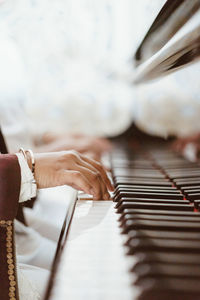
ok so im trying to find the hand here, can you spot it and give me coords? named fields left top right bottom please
left=33, top=150, right=113, bottom=200
left=171, top=133, right=200, bottom=153
left=39, top=133, right=113, bottom=157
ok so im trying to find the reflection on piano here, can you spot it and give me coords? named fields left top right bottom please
left=45, top=1, right=200, bottom=299
left=134, top=0, right=200, bottom=83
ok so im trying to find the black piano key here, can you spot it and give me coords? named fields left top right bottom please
left=134, top=263, right=200, bottom=280
left=183, top=189, right=200, bottom=198
left=184, top=189, right=200, bottom=193
left=114, top=188, right=180, bottom=195
left=117, top=201, right=193, bottom=213
left=112, top=167, right=159, bottom=171
left=168, top=173, right=200, bottom=179
left=113, top=173, right=166, bottom=179
left=174, top=176, right=200, bottom=181
left=167, top=170, right=200, bottom=176
left=174, top=177, right=200, bottom=183
left=194, top=200, right=200, bottom=209
left=111, top=157, right=150, bottom=162
left=126, top=230, right=200, bottom=247
left=115, top=175, right=167, bottom=181
left=180, top=185, right=200, bottom=191
left=111, top=157, right=151, bottom=161
left=156, top=158, right=193, bottom=162
left=116, top=198, right=189, bottom=209
left=164, top=162, right=200, bottom=166
left=127, top=238, right=200, bottom=254
left=113, top=173, right=166, bottom=178
left=113, top=186, right=178, bottom=198
left=111, top=163, right=155, bottom=169
left=175, top=180, right=200, bottom=188
left=112, top=168, right=162, bottom=173
left=166, top=168, right=200, bottom=172
left=115, top=185, right=177, bottom=191
left=186, top=192, right=200, bottom=201
left=169, top=173, right=200, bottom=179
left=138, top=278, right=200, bottom=300
left=161, top=162, right=196, bottom=166
left=114, top=192, right=183, bottom=201
left=115, top=179, right=172, bottom=187
left=119, top=208, right=200, bottom=219
left=158, top=164, right=193, bottom=169
left=133, top=252, right=200, bottom=267
left=167, top=171, right=200, bottom=175
left=122, top=219, right=199, bottom=233
left=111, top=161, right=154, bottom=165
left=158, top=161, right=193, bottom=164
left=121, top=214, right=200, bottom=227
left=113, top=189, right=181, bottom=200
left=115, top=176, right=169, bottom=181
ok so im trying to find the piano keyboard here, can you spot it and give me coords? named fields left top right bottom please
left=46, top=147, right=200, bottom=300
left=111, top=148, right=200, bottom=300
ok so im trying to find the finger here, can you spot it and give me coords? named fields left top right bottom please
left=97, top=175, right=109, bottom=200
left=76, top=158, right=111, bottom=200
left=75, top=165, right=106, bottom=200
left=76, top=157, right=100, bottom=174
left=63, top=150, right=112, bottom=198
left=63, top=169, right=108, bottom=200
left=63, top=151, right=109, bottom=199
left=87, top=158, right=114, bottom=192
left=82, top=151, right=101, bottom=162
left=80, top=155, right=114, bottom=191
left=81, top=151, right=111, bottom=172
left=102, top=191, right=112, bottom=200
left=61, top=170, right=93, bottom=195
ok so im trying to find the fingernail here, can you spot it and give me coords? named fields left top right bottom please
left=103, top=192, right=111, bottom=200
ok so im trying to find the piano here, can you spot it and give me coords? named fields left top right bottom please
left=45, top=1, right=200, bottom=300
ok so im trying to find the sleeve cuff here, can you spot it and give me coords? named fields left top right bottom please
left=15, top=153, right=37, bottom=203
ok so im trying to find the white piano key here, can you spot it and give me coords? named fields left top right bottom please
left=48, top=201, right=139, bottom=300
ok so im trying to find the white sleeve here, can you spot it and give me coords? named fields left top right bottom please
left=15, top=153, right=37, bottom=203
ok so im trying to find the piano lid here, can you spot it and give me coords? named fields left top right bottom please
left=134, top=0, right=200, bottom=84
